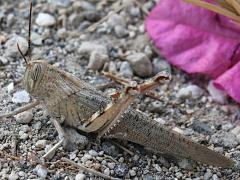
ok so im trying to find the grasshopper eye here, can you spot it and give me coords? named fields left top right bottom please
left=31, top=64, right=42, bottom=81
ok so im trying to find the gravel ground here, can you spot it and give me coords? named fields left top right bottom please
left=0, top=0, right=240, bottom=179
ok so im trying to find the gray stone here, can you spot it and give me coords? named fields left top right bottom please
left=19, top=131, right=28, bottom=140
left=34, top=165, right=48, bottom=178
left=212, top=174, right=219, bottom=180
left=87, top=51, right=109, bottom=71
left=119, top=61, right=133, bottom=78
left=5, top=35, right=28, bottom=57
left=78, top=41, right=107, bottom=55
left=129, top=169, right=136, bottom=177
left=177, top=158, right=196, bottom=170
left=211, top=131, right=239, bottom=148
left=127, top=53, right=152, bottom=77
left=53, top=0, right=71, bottom=7
left=192, top=120, right=213, bottom=135
left=101, top=141, right=120, bottom=157
left=114, top=164, right=128, bottom=177
left=203, top=169, right=212, bottom=180
left=114, top=25, right=128, bottom=38
left=31, top=32, right=43, bottom=45
left=20, top=125, right=30, bottom=133
left=36, top=13, right=56, bottom=27
left=207, top=81, right=227, bottom=104
left=107, top=13, right=125, bottom=29
left=88, top=149, right=98, bottom=157
left=177, top=85, right=203, bottom=99
left=15, top=110, right=33, bottom=124
left=152, top=58, right=171, bottom=74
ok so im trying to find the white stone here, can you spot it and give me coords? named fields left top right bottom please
left=75, top=173, right=86, bottom=180
left=7, top=82, right=14, bottom=93
left=177, top=85, right=203, bottom=99
left=12, top=90, right=30, bottom=103
left=36, top=13, right=56, bottom=27
left=207, top=81, right=227, bottom=104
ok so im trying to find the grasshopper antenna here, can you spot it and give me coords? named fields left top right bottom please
left=27, top=0, right=33, bottom=61
left=17, top=43, right=28, bottom=65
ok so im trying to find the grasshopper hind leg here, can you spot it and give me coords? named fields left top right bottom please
left=44, top=118, right=88, bottom=159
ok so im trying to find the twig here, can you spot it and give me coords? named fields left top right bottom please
left=61, top=157, right=120, bottom=180
left=0, top=150, right=20, bottom=161
left=11, top=134, right=18, bottom=156
left=86, top=3, right=126, bottom=33
left=104, top=154, right=119, bottom=163
left=0, top=100, right=40, bottom=119
left=109, top=140, right=134, bottom=156
left=133, top=0, right=149, bottom=15
left=43, top=139, right=63, bottom=159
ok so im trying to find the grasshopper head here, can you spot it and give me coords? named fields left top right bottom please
left=22, top=60, right=47, bottom=95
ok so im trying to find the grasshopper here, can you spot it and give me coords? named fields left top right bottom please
left=0, top=2, right=235, bottom=168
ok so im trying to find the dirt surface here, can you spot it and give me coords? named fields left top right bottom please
left=0, top=0, right=240, bottom=179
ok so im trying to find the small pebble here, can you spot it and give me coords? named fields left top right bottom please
left=119, top=61, right=133, bottom=78
left=19, top=131, right=28, bottom=140
left=12, top=90, right=30, bottom=103
left=81, top=154, right=92, bottom=163
left=8, top=171, right=19, bottom=180
left=15, top=110, right=33, bottom=124
left=75, top=173, right=86, bottom=180
left=107, top=162, right=115, bottom=169
left=207, top=81, right=227, bottom=104
left=36, top=13, right=56, bottom=27
left=152, top=58, right=171, bottom=74
left=212, top=174, right=219, bottom=180
left=192, top=120, right=213, bottom=135
left=31, top=32, right=43, bottom=45
left=35, top=140, right=47, bottom=149
left=87, top=51, right=109, bottom=71
left=34, top=165, right=48, bottom=179
left=114, top=164, right=128, bottom=177
left=104, top=168, right=110, bottom=176
left=0, top=56, right=8, bottom=65
left=204, top=169, right=213, bottom=180
left=127, top=52, right=152, bottom=77
left=211, top=131, right=239, bottom=148
left=53, top=0, right=71, bottom=7
left=88, top=149, right=98, bottom=157
left=177, top=85, right=203, bottom=99
left=129, top=169, right=136, bottom=177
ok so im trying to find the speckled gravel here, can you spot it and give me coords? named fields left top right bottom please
left=0, top=0, right=240, bottom=179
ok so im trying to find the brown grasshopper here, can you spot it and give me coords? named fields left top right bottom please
left=0, top=2, right=236, bottom=168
